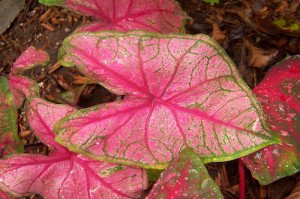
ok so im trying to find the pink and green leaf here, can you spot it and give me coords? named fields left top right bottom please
left=55, top=31, right=279, bottom=169
left=242, top=56, right=300, bottom=185
left=0, top=189, right=12, bottom=199
left=9, top=46, right=49, bottom=107
left=11, top=46, right=49, bottom=75
left=0, top=77, right=23, bottom=157
left=9, top=75, right=39, bottom=108
left=39, top=0, right=188, bottom=33
left=146, top=148, right=223, bottom=199
left=0, top=97, right=147, bottom=198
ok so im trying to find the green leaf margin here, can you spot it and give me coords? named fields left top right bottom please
left=0, top=77, right=23, bottom=155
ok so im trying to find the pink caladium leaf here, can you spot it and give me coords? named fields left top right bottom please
left=0, top=77, right=23, bottom=157
left=0, top=97, right=147, bottom=198
left=242, top=56, right=300, bottom=185
left=39, top=0, right=187, bottom=33
left=11, top=46, right=49, bottom=75
left=146, top=148, right=223, bottom=199
left=9, top=46, right=49, bottom=107
left=9, top=75, right=39, bottom=108
left=55, top=31, right=279, bottom=169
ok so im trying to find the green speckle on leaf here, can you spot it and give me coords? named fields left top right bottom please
left=99, top=165, right=124, bottom=177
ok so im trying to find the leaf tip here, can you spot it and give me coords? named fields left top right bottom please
left=12, top=46, right=50, bottom=75
left=58, top=46, right=75, bottom=67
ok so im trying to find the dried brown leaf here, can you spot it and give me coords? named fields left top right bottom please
left=244, top=39, right=279, bottom=68
left=211, top=23, right=226, bottom=44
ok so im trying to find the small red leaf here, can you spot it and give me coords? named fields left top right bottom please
left=243, top=56, right=300, bottom=185
left=9, top=46, right=49, bottom=107
left=146, top=148, right=223, bottom=199
left=11, top=46, right=49, bottom=75
left=40, top=0, right=188, bottom=33
left=55, top=32, right=279, bottom=169
left=0, top=77, right=23, bottom=157
left=0, top=98, right=147, bottom=198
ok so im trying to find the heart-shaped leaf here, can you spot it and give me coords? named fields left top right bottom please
left=0, top=97, right=147, bottom=198
left=9, top=46, right=49, bottom=107
left=242, top=56, right=300, bottom=185
left=55, top=31, right=279, bottom=169
left=146, top=148, right=223, bottom=199
left=39, top=0, right=188, bottom=33
left=0, top=77, right=23, bottom=157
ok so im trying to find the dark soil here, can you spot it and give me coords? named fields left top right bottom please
left=0, top=0, right=299, bottom=198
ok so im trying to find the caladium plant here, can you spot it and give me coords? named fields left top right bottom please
left=0, top=97, right=147, bottom=198
left=242, top=56, right=300, bottom=185
left=1, top=0, right=297, bottom=196
left=0, top=77, right=23, bottom=157
left=55, top=31, right=279, bottom=169
left=39, top=0, right=188, bottom=33
left=147, top=148, right=223, bottom=199
left=9, top=46, right=49, bottom=108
